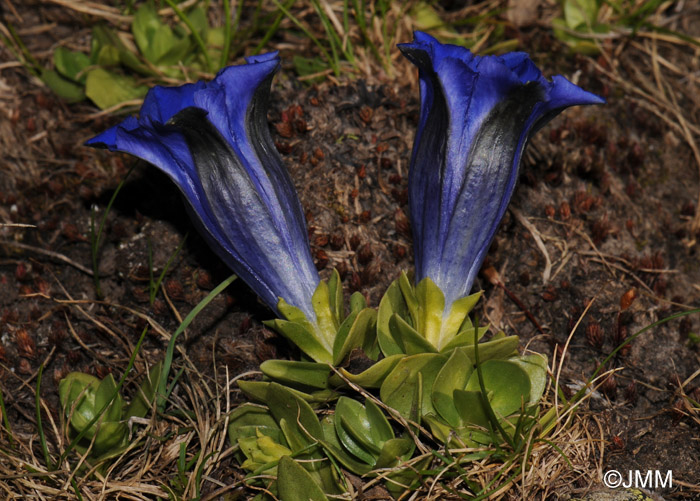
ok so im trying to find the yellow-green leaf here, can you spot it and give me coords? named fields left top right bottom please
left=85, top=68, right=147, bottom=110
left=278, top=456, right=329, bottom=501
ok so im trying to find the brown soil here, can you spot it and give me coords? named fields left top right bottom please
left=1, top=1, right=700, bottom=500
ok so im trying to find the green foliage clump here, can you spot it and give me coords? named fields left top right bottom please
left=228, top=270, right=549, bottom=499
left=58, top=362, right=161, bottom=468
left=44, top=2, right=226, bottom=109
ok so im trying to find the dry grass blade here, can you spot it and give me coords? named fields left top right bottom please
left=40, top=0, right=201, bottom=24
left=42, top=0, right=131, bottom=23
left=511, top=208, right=552, bottom=284
left=0, top=240, right=94, bottom=275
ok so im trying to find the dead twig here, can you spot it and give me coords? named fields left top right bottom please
left=0, top=240, right=95, bottom=275
left=511, top=207, right=552, bottom=284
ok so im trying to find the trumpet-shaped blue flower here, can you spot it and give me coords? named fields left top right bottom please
left=399, top=32, right=604, bottom=310
left=87, top=53, right=320, bottom=319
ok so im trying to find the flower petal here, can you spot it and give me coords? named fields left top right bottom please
left=402, top=32, right=604, bottom=308
left=87, top=53, right=319, bottom=318
left=167, top=107, right=318, bottom=316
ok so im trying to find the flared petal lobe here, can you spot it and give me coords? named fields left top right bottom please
left=87, top=53, right=320, bottom=319
left=400, top=32, right=604, bottom=310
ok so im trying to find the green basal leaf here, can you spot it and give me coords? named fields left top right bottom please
left=59, top=372, right=100, bottom=433
left=260, top=360, right=330, bottom=391
left=538, top=406, right=560, bottom=438
left=233, top=422, right=285, bottom=444
left=349, top=291, right=366, bottom=313
left=257, top=433, right=290, bottom=460
left=380, top=353, right=446, bottom=420
left=379, top=273, right=486, bottom=354
left=207, top=26, right=224, bottom=49
left=397, top=272, right=419, bottom=327
left=89, top=441, right=134, bottom=467
left=320, top=415, right=339, bottom=448
left=377, top=278, right=409, bottom=356
left=151, top=6, right=205, bottom=68
left=327, top=268, right=344, bottom=323
left=510, top=354, right=548, bottom=405
left=54, top=47, right=90, bottom=82
left=228, top=403, right=284, bottom=448
left=353, top=292, right=378, bottom=359
left=68, top=410, right=99, bottom=441
left=563, top=0, right=599, bottom=29
left=182, top=6, right=208, bottom=37
left=389, top=313, right=437, bottom=355
left=40, top=70, right=86, bottom=103
left=384, top=456, right=431, bottom=499
left=374, top=437, right=413, bottom=469
left=237, top=380, right=271, bottom=404
left=364, top=399, right=394, bottom=444
left=239, top=437, right=269, bottom=471
left=240, top=429, right=292, bottom=472
left=414, top=277, right=444, bottom=348
left=335, top=398, right=387, bottom=456
left=331, top=308, right=360, bottom=364
left=267, top=383, right=324, bottom=447
left=265, top=318, right=332, bottom=364
left=273, top=277, right=377, bottom=366
left=59, top=371, right=131, bottom=456
left=362, top=327, right=380, bottom=361
left=91, top=25, right=155, bottom=76
left=330, top=397, right=409, bottom=472
left=153, top=30, right=192, bottom=67
left=96, top=44, right=120, bottom=67
left=432, top=347, right=474, bottom=427
left=90, top=24, right=109, bottom=60
left=95, top=373, right=122, bottom=422
left=411, top=1, right=445, bottom=30
left=311, top=280, right=339, bottom=349
left=332, top=308, right=377, bottom=366
left=322, top=444, right=372, bottom=476
left=238, top=380, right=337, bottom=407
left=277, top=298, right=311, bottom=324
left=277, top=418, right=343, bottom=495
left=277, top=418, right=309, bottom=456
left=92, top=420, right=128, bottom=454
left=132, top=2, right=163, bottom=63
left=440, top=332, right=519, bottom=360
left=552, top=18, right=602, bottom=55
left=464, top=359, right=531, bottom=421
left=125, top=362, right=162, bottom=419
left=453, top=389, right=490, bottom=429
left=330, top=354, right=405, bottom=389
left=320, top=416, right=373, bottom=475
left=85, top=68, right=148, bottom=110
left=422, top=413, right=452, bottom=443
left=277, top=456, right=329, bottom=501
left=336, top=414, right=377, bottom=465
left=442, top=291, right=482, bottom=341
left=120, top=48, right=156, bottom=76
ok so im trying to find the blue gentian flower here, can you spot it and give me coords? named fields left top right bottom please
left=87, top=53, right=320, bottom=319
left=399, top=32, right=604, bottom=310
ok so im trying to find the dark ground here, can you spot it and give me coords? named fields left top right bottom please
left=1, top=1, right=700, bottom=500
